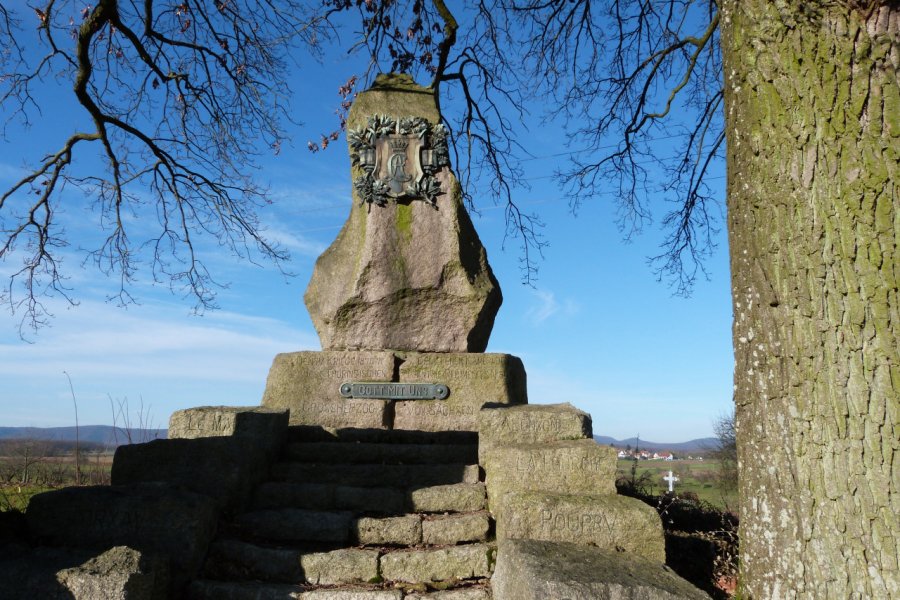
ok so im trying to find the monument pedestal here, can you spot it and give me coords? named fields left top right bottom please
left=261, top=350, right=527, bottom=431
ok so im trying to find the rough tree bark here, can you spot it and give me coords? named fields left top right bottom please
left=721, top=1, right=898, bottom=597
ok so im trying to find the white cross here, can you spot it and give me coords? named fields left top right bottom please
left=663, top=470, right=679, bottom=493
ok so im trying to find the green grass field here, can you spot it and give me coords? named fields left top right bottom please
left=616, top=458, right=738, bottom=511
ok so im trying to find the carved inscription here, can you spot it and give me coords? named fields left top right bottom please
left=497, top=415, right=562, bottom=435
left=514, top=453, right=606, bottom=473
left=538, top=508, right=617, bottom=537
left=403, top=354, right=499, bottom=382
left=400, top=403, right=474, bottom=417
left=297, top=401, right=384, bottom=416
left=185, top=413, right=234, bottom=433
left=291, top=352, right=392, bottom=381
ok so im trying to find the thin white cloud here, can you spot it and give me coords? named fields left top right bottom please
left=0, top=297, right=322, bottom=427
left=525, top=289, right=580, bottom=325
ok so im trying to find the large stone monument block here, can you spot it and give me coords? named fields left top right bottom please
left=261, top=350, right=525, bottom=431
left=262, top=351, right=395, bottom=428
left=494, top=491, right=665, bottom=563
left=394, top=352, right=527, bottom=431
left=482, top=440, right=617, bottom=501
left=168, top=405, right=288, bottom=459
left=492, top=539, right=711, bottom=600
left=478, top=403, right=592, bottom=462
left=304, top=74, right=501, bottom=353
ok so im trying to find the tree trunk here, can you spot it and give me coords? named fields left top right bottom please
left=720, top=1, right=898, bottom=597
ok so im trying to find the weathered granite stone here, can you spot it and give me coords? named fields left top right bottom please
left=304, top=73, right=501, bottom=353
left=379, top=543, right=494, bottom=583
left=299, top=548, right=380, bottom=585
left=251, top=482, right=334, bottom=511
left=298, top=591, right=403, bottom=600
left=187, top=580, right=307, bottom=600
left=354, top=515, right=422, bottom=545
left=0, top=546, right=94, bottom=600
left=285, top=441, right=477, bottom=465
left=111, top=437, right=269, bottom=511
left=204, top=538, right=302, bottom=582
left=408, top=483, right=487, bottom=513
left=483, top=440, right=616, bottom=502
left=56, top=546, right=168, bottom=600
left=494, top=492, right=664, bottom=563
left=422, top=512, right=491, bottom=545
left=271, top=463, right=481, bottom=488
left=478, top=403, right=591, bottom=463
left=233, top=509, right=352, bottom=543
left=492, top=539, right=710, bottom=600
left=168, top=406, right=288, bottom=458
left=261, top=351, right=394, bottom=428
left=335, top=485, right=406, bottom=514
left=394, top=353, right=527, bottom=431
left=26, top=483, right=217, bottom=592
left=406, top=589, right=492, bottom=600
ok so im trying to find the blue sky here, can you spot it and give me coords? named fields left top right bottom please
left=0, top=15, right=733, bottom=442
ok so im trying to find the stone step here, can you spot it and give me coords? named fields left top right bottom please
left=288, top=426, right=478, bottom=446
left=380, top=543, right=495, bottom=584
left=188, top=580, right=492, bottom=599
left=187, top=580, right=401, bottom=599
left=270, top=463, right=481, bottom=489
left=253, top=482, right=487, bottom=514
left=284, top=442, right=477, bottom=465
left=228, top=510, right=491, bottom=547
left=205, top=539, right=380, bottom=585
left=233, top=509, right=353, bottom=543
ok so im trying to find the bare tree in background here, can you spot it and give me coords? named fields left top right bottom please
left=1, top=1, right=329, bottom=333
left=712, top=410, right=736, bottom=494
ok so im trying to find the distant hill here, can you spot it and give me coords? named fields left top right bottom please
left=594, top=435, right=718, bottom=454
left=0, top=425, right=167, bottom=447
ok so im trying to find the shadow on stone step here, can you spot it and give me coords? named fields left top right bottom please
left=287, top=425, right=478, bottom=446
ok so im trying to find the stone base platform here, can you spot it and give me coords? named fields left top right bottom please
left=261, top=351, right=526, bottom=431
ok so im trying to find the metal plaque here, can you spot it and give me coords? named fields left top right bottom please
left=339, top=382, right=449, bottom=401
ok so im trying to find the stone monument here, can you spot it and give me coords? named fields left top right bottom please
left=3, top=73, right=709, bottom=600
left=304, top=73, right=501, bottom=353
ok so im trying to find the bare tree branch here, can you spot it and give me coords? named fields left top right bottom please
left=1, top=0, right=331, bottom=334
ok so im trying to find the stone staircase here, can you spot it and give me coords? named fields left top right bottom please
left=187, top=428, right=494, bottom=599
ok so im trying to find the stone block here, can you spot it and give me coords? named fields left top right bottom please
left=26, top=483, right=217, bottom=592
left=478, top=403, right=591, bottom=463
left=111, top=437, right=269, bottom=511
left=482, top=440, right=616, bottom=503
left=261, top=351, right=394, bottom=428
left=298, top=590, right=403, bottom=600
left=233, top=509, right=352, bottom=543
left=408, top=483, right=487, bottom=513
left=335, top=485, right=405, bottom=514
left=271, top=463, right=480, bottom=488
left=204, top=538, right=301, bottom=583
left=300, top=548, right=380, bottom=585
left=379, top=543, right=494, bottom=583
left=251, top=482, right=333, bottom=511
left=395, top=353, right=526, bottom=431
left=286, top=442, right=477, bottom=465
left=494, top=492, right=665, bottom=563
left=422, top=512, right=490, bottom=546
left=406, top=588, right=492, bottom=600
left=168, top=406, right=288, bottom=459
left=492, top=539, right=711, bottom=600
left=55, top=546, right=168, bottom=600
left=354, top=515, right=422, bottom=545
left=305, top=75, right=501, bottom=354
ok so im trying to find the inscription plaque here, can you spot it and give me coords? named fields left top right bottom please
left=339, top=382, right=449, bottom=400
